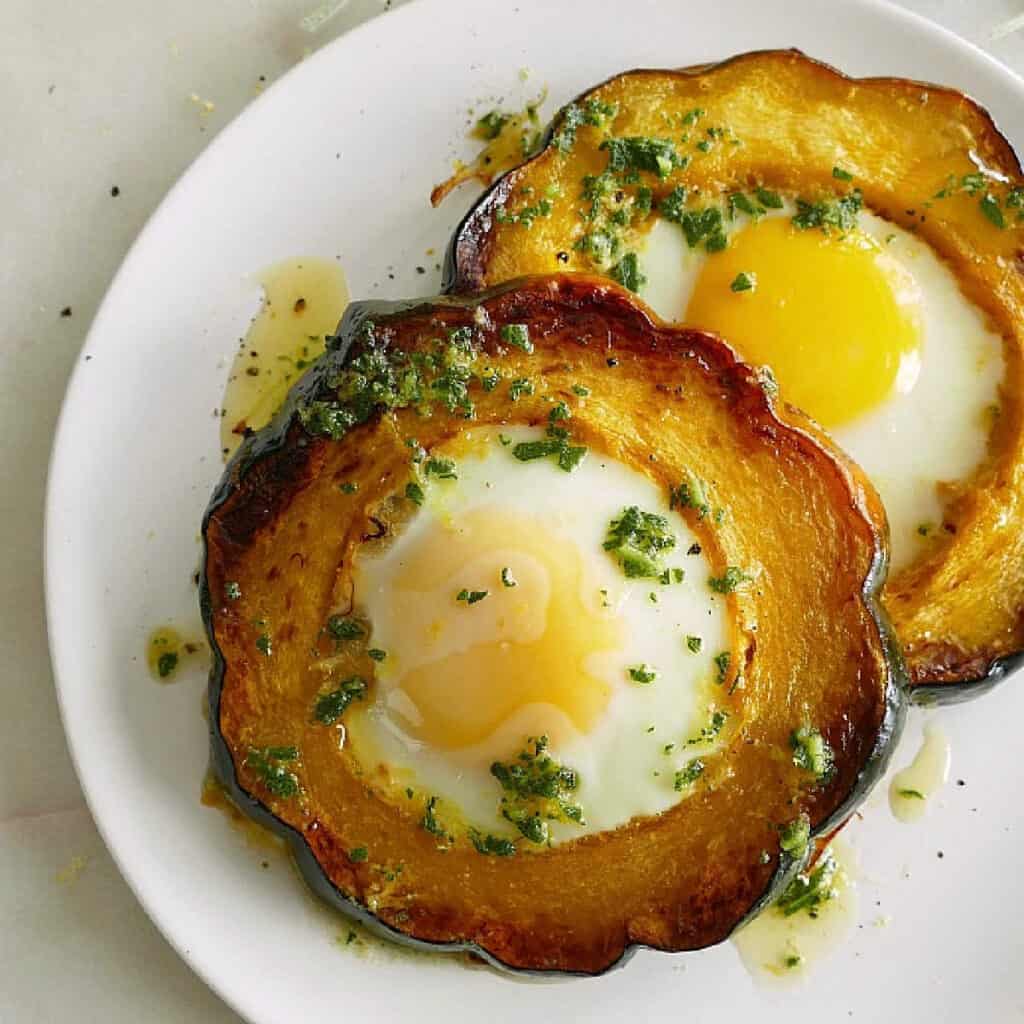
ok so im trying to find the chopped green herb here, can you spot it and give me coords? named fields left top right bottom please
left=754, top=186, right=784, bottom=209
left=779, top=814, right=811, bottom=857
left=959, top=172, right=986, bottom=195
left=468, top=830, right=516, bottom=857
left=549, top=400, right=571, bottom=422
left=708, top=566, right=751, bottom=594
left=783, top=954, right=803, bottom=969
left=670, top=473, right=710, bottom=520
left=713, top=651, right=731, bottom=684
left=832, top=166, right=854, bottom=182
left=686, top=635, right=703, bottom=654
left=421, top=796, right=450, bottom=840
left=491, top=735, right=583, bottom=842
left=245, top=746, right=299, bottom=798
left=339, top=482, right=359, bottom=494
left=348, top=846, right=368, bottom=863
left=501, top=567, right=517, bottom=588
left=898, top=788, right=926, bottom=800
left=658, top=184, right=687, bottom=223
left=367, top=648, right=386, bottom=662
left=688, top=709, right=728, bottom=745
left=225, top=581, right=242, bottom=601
left=610, top=251, right=646, bottom=292
left=405, top=481, right=425, bottom=506
left=511, top=424, right=587, bottom=473
left=600, top=136, right=682, bottom=178
left=674, top=759, right=705, bottom=790
left=299, top=320, right=483, bottom=440
left=980, top=193, right=1006, bottom=228
left=776, top=850, right=838, bottom=917
left=326, top=616, right=364, bottom=643
left=663, top=201, right=728, bottom=253
left=628, top=664, right=658, bottom=684
left=475, top=110, right=509, bottom=140
left=508, top=378, right=534, bottom=401
left=574, top=228, right=619, bottom=269
left=405, top=437, right=425, bottom=462
left=500, top=323, right=533, bottom=353
left=157, top=651, right=178, bottom=678
left=727, top=192, right=754, bottom=218
left=480, top=369, right=501, bottom=392
left=792, top=190, right=863, bottom=232
left=495, top=198, right=553, bottom=229
left=603, top=505, right=677, bottom=579
left=917, top=522, right=933, bottom=537
left=571, top=384, right=590, bottom=398
left=424, top=456, right=457, bottom=480
left=791, top=726, right=835, bottom=781
left=456, top=589, right=489, bottom=605
left=313, top=677, right=368, bottom=725
left=730, top=271, right=756, bottom=293
left=255, top=633, right=272, bottom=657
left=498, top=433, right=513, bottom=446
left=551, top=99, right=618, bottom=153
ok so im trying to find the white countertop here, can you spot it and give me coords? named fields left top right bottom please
left=3, top=1, right=1024, bottom=1020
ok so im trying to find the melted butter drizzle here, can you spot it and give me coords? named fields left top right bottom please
left=430, top=93, right=545, bottom=207
left=889, top=720, right=950, bottom=823
left=201, top=773, right=285, bottom=853
left=145, top=625, right=205, bottom=682
left=220, top=258, right=349, bottom=460
left=732, top=841, right=857, bottom=984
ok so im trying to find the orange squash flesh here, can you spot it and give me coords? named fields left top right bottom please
left=202, top=275, right=902, bottom=973
left=443, top=49, right=1024, bottom=697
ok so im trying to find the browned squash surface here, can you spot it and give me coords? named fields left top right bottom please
left=444, top=49, right=1024, bottom=695
left=203, top=275, right=901, bottom=973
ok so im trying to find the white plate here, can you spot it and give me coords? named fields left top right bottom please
left=45, top=1, right=1024, bottom=1021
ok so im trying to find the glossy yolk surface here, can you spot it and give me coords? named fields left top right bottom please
left=686, top=217, right=921, bottom=427
left=374, top=507, right=623, bottom=752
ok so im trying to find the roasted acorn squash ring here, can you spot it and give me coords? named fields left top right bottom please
left=443, top=49, right=1024, bottom=702
left=201, top=275, right=904, bottom=974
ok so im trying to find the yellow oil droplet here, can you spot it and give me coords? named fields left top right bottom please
left=732, top=841, right=858, bottom=986
left=889, top=721, right=950, bottom=823
left=54, top=855, right=89, bottom=885
left=146, top=625, right=204, bottom=682
left=430, top=93, right=545, bottom=206
left=220, top=258, right=349, bottom=459
left=200, top=773, right=285, bottom=854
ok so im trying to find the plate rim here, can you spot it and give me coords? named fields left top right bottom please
left=42, top=1, right=1024, bottom=1021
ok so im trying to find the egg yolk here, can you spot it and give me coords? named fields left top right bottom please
left=685, top=217, right=921, bottom=427
left=362, top=507, right=622, bottom=754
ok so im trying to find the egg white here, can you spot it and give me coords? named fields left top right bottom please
left=638, top=207, right=1004, bottom=572
left=344, top=426, right=730, bottom=844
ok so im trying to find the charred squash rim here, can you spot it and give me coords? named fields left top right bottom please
left=442, top=48, right=1024, bottom=704
left=201, top=275, right=906, bottom=975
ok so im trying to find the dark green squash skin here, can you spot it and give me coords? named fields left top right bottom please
left=441, top=50, right=1024, bottom=707
left=200, top=282, right=907, bottom=976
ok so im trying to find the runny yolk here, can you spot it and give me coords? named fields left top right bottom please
left=358, top=507, right=622, bottom=753
left=685, top=217, right=922, bottom=427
